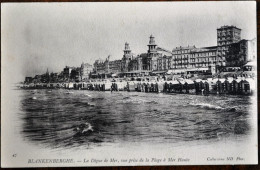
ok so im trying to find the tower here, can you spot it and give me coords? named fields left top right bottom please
left=46, top=68, right=49, bottom=75
left=124, top=42, right=131, bottom=56
left=147, top=35, right=158, bottom=71
left=217, top=25, right=241, bottom=46
left=122, top=42, right=132, bottom=72
left=148, top=35, right=157, bottom=54
left=216, top=25, right=242, bottom=68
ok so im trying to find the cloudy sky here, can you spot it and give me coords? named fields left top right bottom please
left=1, top=2, right=256, bottom=83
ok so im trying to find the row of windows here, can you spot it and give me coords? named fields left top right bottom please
left=217, top=30, right=240, bottom=34
left=172, top=49, right=191, bottom=54
left=158, top=56, right=218, bottom=63
left=191, top=52, right=216, bottom=57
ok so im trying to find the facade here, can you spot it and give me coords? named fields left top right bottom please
left=63, top=66, right=73, bottom=78
left=109, top=59, right=122, bottom=73
left=80, top=62, right=93, bottom=80
left=247, top=38, right=257, bottom=62
left=24, top=77, right=33, bottom=84
left=172, top=46, right=196, bottom=70
left=91, top=25, right=255, bottom=77
left=121, top=42, right=133, bottom=72
left=70, top=67, right=80, bottom=82
left=93, top=59, right=105, bottom=74
left=24, top=25, right=256, bottom=83
left=217, top=25, right=241, bottom=46
left=63, top=66, right=81, bottom=82
left=216, top=25, right=242, bottom=67
left=225, top=39, right=248, bottom=67
left=93, top=56, right=121, bottom=75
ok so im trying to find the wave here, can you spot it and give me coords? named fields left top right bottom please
left=84, top=94, right=92, bottom=97
left=190, top=102, right=223, bottom=110
left=146, top=100, right=158, bottom=104
left=65, top=91, right=74, bottom=94
left=116, top=120, right=131, bottom=124
left=119, top=97, right=158, bottom=105
left=73, top=122, right=94, bottom=135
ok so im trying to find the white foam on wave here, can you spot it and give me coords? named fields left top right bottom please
left=118, top=97, right=147, bottom=104
left=85, top=94, right=92, bottom=97
left=190, top=102, right=223, bottom=110
left=65, top=91, right=74, bottom=94
left=82, top=122, right=94, bottom=133
left=74, top=122, right=94, bottom=134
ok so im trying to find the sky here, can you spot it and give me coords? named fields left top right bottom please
left=1, top=2, right=256, bottom=83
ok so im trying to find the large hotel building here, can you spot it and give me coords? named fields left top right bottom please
left=92, top=25, right=256, bottom=78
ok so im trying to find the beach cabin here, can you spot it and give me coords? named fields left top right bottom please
left=68, top=82, right=74, bottom=89
left=127, top=81, right=136, bottom=92
left=147, top=82, right=152, bottom=92
left=73, top=83, right=78, bottom=89
left=81, top=82, right=88, bottom=90
left=203, top=81, right=210, bottom=95
left=240, top=80, right=250, bottom=94
left=181, top=79, right=195, bottom=94
left=49, top=83, right=54, bottom=88
left=104, top=80, right=112, bottom=91
left=206, top=78, right=215, bottom=93
left=236, top=79, right=243, bottom=94
left=230, top=79, right=241, bottom=95
left=136, top=82, right=142, bottom=92
left=215, top=79, right=225, bottom=94
left=163, top=81, right=170, bottom=93
left=117, top=81, right=125, bottom=91
left=194, top=79, right=202, bottom=94
left=158, top=80, right=164, bottom=93
left=224, top=77, right=234, bottom=94
left=171, top=80, right=182, bottom=93
left=246, top=78, right=255, bottom=94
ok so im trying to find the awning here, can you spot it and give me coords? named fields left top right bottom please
left=167, top=67, right=210, bottom=74
left=166, top=80, right=179, bottom=84
left=185, top=79, right=194, bottom=84
left=244, top=61, right=256, bottom=66
left=195, top=79, right=203, bottom=82
left=152, top=70, right=167, bottom=74
left=112, top=73, right=118, bottom=77
left=167, top=70, right=184, bottom=74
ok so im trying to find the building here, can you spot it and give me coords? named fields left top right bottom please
left=92, top=27, right=254, bottom=78
left=80, top=62, right=93, bottom=80
left=216, top=25, right=242, bottom=67
left=62, top=66, right=81, bottom=82
left=70, top=67, right=81, bottom=82
left=247, top=38, right=257, bottom=62
left=93, top=55, right=121, bottom=77
left=49, top=72, right=58, bottom=83
left=24, top=77, right=33, bottom=84
left=24, top=25, right=256, bottom=83
left=25, top=25, right=256, bottom=83
left=63, top=66, right=73, bottom=79
left=121, top=42, right=133, bottom=72
left=217, top=25, right=241, bottom=46
left=172, top=46, right=196, bottom=70
left=108, top=58, right=121, bottom=74
left=93, top=59, right=106, bottom=74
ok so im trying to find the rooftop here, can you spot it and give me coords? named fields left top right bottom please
left=172, top=45, right=196, bottom=51
left=217, top=25, right=241, bottom=30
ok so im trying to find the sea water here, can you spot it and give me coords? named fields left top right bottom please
left=17, top=89, right=254, bottom=150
